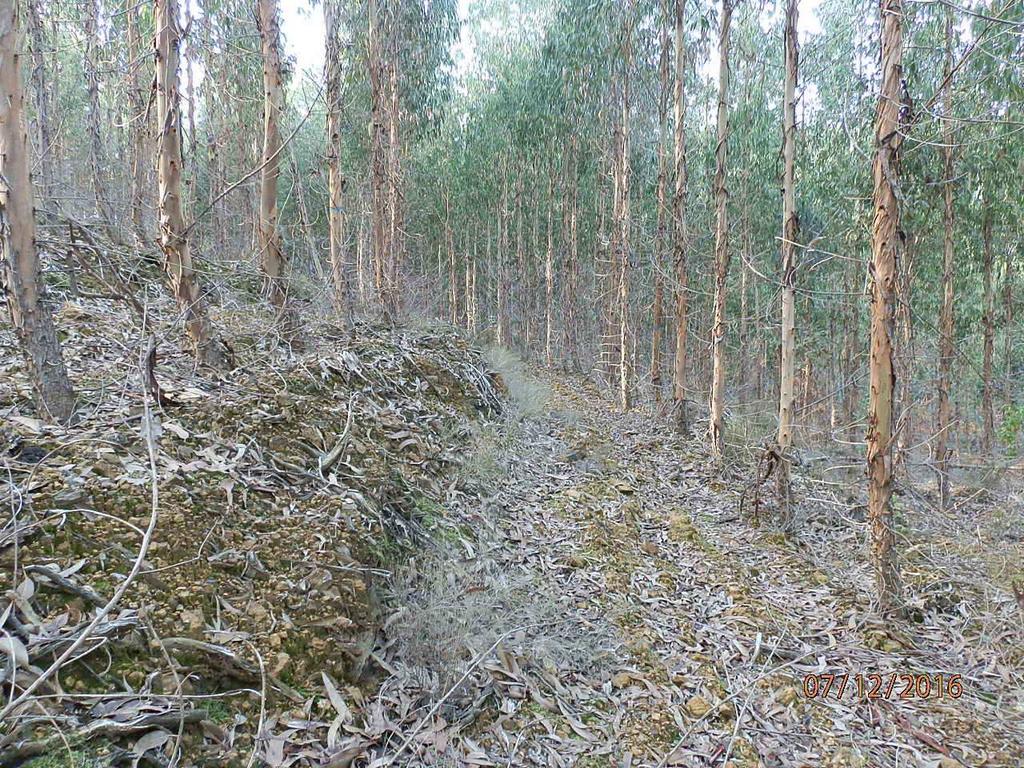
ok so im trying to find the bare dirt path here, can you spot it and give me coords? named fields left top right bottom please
left=439, top=375, right=1023, bottom=768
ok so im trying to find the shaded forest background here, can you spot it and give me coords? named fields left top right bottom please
left=18, top=0, right=1024, bottom=459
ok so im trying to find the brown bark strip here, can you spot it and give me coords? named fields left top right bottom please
left=257, top=0, right=291, bottom=321
left=866, top=0, right=906, bottom=613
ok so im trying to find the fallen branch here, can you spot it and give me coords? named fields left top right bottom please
left=0, top=708, right=207, bottom=766
left=0, top=327, right=162, bottom=725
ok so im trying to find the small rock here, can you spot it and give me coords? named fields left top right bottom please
left=686, top=695, right=712, bottom=718
left=51, top=485, right=92, bottom=509
left=610, top=672, right=632, bottom=689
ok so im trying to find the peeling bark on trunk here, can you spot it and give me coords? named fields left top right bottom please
left=671, top=0, right=689, bottom=432
left=0, top=0, right=76, bottom=422
left=866, top=0, right=905, bottom=613
left=708, top=0, right=732, bottom=459
left=777, top=0, right=799, bottom=522
left=257, top=0, right=290, bottom=322
left=155, top=0, right=228, bottom=369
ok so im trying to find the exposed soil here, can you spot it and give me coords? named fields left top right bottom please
left=2, top=314, right=1022, bottom=767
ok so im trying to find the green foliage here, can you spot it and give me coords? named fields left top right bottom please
left=999, top=403, right=1024, bottom=455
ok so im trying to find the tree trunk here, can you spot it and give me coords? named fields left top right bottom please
left=866, top=0, right=905, bottom=613
left=708, top=0, right=732, bottom=458
left=895, top=231, right=915, bottom=472
left=368, top=0, right=392, bottom=321
left=650, top=0, right=669, bottom=399
left=465, top=233, right=477, bottom=334
left=83, top=0, right=114, bottom=235
left=497, top=168, right=509, bottom=347
left=981, top=196, right=995, bottom=454
left=126, top=0, right=151, bottom=248
left=935, top=14, right=955, bottom=511
left=777, top=0, right=799, bottom=522
left=615, top=6, right=634, bottom=411
left=26, top=0, right=54, bottom=202
left=155, top=0, right=228, bottom=369
left=325, top=0, right=351, bottom=318
left=257, top=0, right=290, bottom=320
left=0, top=0, right=75, bottom=423
left=387, top=49, right=403, bottom=319
left=288, top=146, right=321, bottom=281
left=1003, top=244, right=1014, bottom=385
left=671, top=0, right=689, bottom=432
left=357, top=189, right=368, bottom=308
left=446, top=192, right=458, bottom=326
left=183, top=0, right=198, bottom=217
left=545, top=172, right=555, bottom=367
left=564, top=138, right=580, bottom=370
left=514, top=179, right=524, bottom=351
left=202, top=7, right=225, bottom=260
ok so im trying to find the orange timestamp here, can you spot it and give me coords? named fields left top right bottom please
left=801, top=672, right=963, bottom=701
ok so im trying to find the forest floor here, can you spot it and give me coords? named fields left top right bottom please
left=2, top=302, right=1023, bottom=768
left=422, top=373, right=1024, bottom=768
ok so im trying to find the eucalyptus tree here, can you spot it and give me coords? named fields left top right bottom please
left=125, top=0, right=151, bottom=248
left=256, top=0, right=291, bottom=322
left=777, top=0, right=798, bottom=522
left=866, top=0, right=906, bottom=613
left=935, top=10, right=956, bottom=510
left=83, top=0, right=113, bottom=235
left=613, top=0, right=637, bottom=411
left=324, top=0, right=351, bottom=317
left=26, top=0, right=56, bottom=203
left=708, top=0, right=734, bottom=460
left=650, top=0, right=671, bottom=397
left=671, top=0, right=690, bottom=432
left=0, top=0, right=76, bottom=422
left=155, top=0, right=230, bottom=369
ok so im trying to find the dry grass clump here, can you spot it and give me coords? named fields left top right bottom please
left=387, top=549, right=616, bottom=700
left=485, top=346, right=551, bottom=418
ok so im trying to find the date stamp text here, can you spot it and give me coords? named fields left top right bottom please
left=801, top=673, right=963, bottom=701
